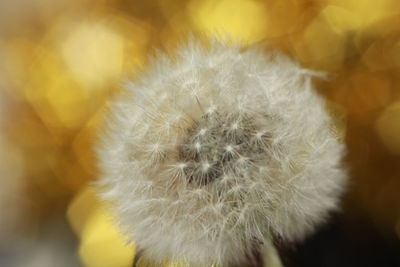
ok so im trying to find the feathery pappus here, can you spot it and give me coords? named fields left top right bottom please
left=96, top=38, right=347, bottom=266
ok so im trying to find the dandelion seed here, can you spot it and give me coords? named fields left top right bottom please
left=201, top=162, right=211, bottom=172
left=199, top=128, right=207, bottom=136
left=194, top=142, right=202, bottom=151
left=225, top=145, right=234, bottom=153
left=206, top=105, right=217, bottom=115
left=231, top=122, right=239, bottom=130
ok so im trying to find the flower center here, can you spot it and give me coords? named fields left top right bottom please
left=178, top=111, right=270, bottom=185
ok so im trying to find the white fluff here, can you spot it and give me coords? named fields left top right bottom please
left=96, top=38, right=347, bottom=266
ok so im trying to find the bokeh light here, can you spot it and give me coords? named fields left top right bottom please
left=188, top=0, right=268, bottom=43
left=1, top=0, right=400, bottom=266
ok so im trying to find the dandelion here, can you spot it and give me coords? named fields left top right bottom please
left=96, top=38, right=347, bottom=266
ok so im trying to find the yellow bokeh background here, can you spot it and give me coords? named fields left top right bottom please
left=1, top=0, right=400, bottom=266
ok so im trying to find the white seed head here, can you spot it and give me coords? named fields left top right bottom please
left=96, top=38, right=347, bottom=266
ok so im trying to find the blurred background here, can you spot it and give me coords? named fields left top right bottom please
left=0, top=0, right=400, bottom=266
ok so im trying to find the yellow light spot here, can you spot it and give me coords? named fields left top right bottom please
left=67, top=187, right=99, bottom=236
left=26, top=48, right=94, bottom=129
left=362, top=41, right=391, bottom=71
left=293, top=13, right=347, bottom=70
left=188, top=0, right=268, bottom=44
left=62, top=23, right=124, bottom=87
left=79, top=207, right=135, bottom=267
left=321, top=5, right=360, bottom=34
left=68, top=187, right=135, bottom=266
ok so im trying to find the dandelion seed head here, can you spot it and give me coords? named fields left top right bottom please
left=96, top=38, right=347, bottom=266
